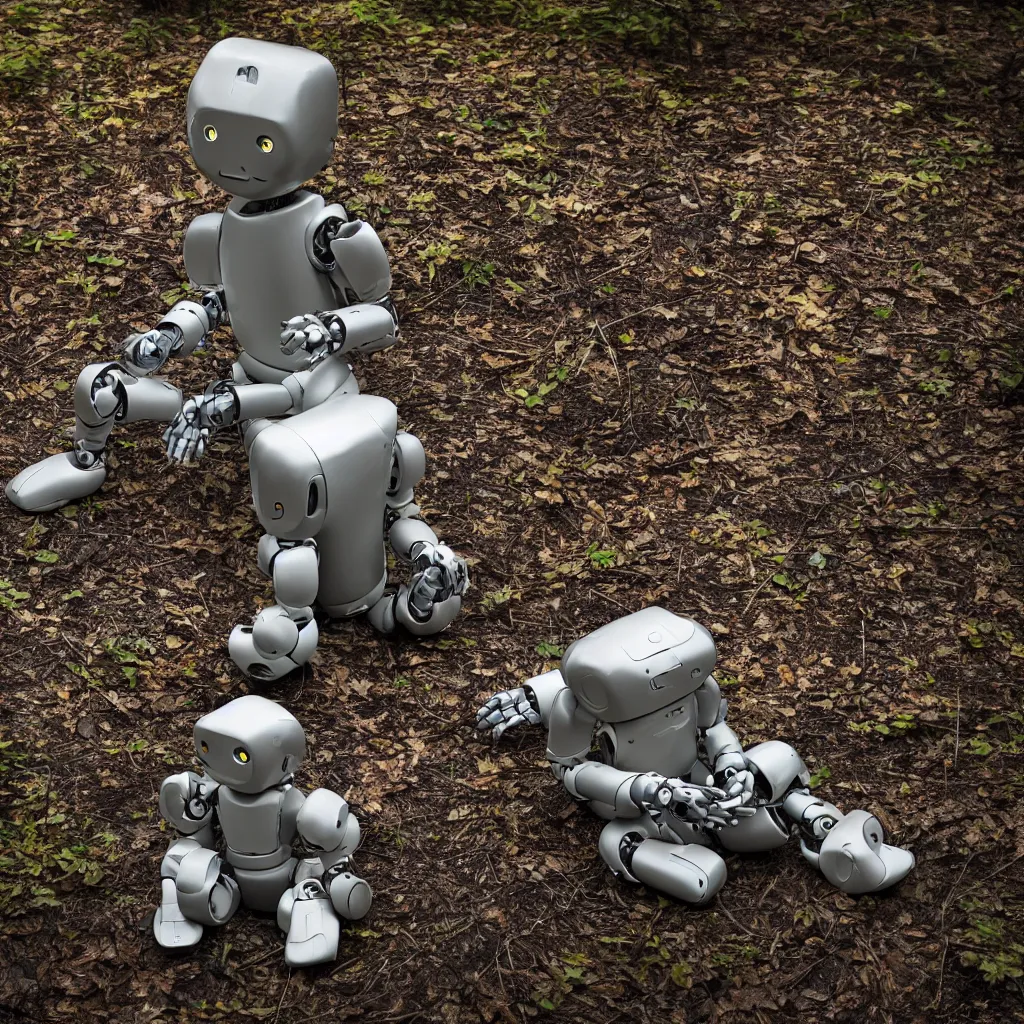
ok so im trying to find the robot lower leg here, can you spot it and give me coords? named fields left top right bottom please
left=153, top=839, right=241, bottom=950
left=7, top=362, right=182, bottom=512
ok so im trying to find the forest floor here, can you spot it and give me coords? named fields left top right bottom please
left=0, top=1, right=1022, bottom=1022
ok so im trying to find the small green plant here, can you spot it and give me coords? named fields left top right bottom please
left=0, top=579, right=30, bottom=612
left=461, top=259, right=495, bottom=288
left=101, top=636, right=155, bottom=689
left=514, top=366, right=569, bottom=409
left=535, top=641, right=564, bottom=658
left=586, top=543, right=616, bottom=569
left=481, top=586, right=513, bottom=611
left=418, top=240, right=458, bottom=282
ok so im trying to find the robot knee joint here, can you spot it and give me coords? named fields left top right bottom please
left=173, top=847, right=240, bottom=927
left=75, top=363, right=127, bottom=426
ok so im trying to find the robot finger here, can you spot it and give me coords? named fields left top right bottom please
left=492, top=713, right=529, bottom=742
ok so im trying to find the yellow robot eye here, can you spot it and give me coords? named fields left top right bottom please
left=257, top=135, right=274, bottom=153
left=204, top=125, right=217, bottom=142
left=234, top=747, right=250, bottom=764
left=200, top=741, right=209, bottom=754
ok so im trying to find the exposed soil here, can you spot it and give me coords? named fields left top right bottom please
left=1, top=2, right=1022, bottom=1022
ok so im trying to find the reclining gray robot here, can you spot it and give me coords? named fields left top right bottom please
left=477, top=607, right=914, bottom=902
left=155, top=695, right=372, bottom=968
left=7, top=38, right=467, bottom=677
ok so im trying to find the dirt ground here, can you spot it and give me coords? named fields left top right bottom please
left=1, top=1, right=1022, bottom=1021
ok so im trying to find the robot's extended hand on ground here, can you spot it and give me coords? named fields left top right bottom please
left=406, top=542, right=469, bottom=618
left=280, top=313, right=342, bottom=359
left=476, top=687, right=542, bottom=741
left=163, top=383, right=237, bottom=462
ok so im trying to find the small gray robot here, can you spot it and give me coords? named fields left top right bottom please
left=6, top=38, right=468, bottom=667
left=477, top=607, right=914, bottom=903
left=155, top=695, right=373, bottom=968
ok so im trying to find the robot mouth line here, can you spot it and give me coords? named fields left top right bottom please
left=220, top=171, right=268, bottom=183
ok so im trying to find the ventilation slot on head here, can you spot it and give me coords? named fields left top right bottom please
left=236, top=66, right=259, bottom=85
left=307, top=482, right=319, bottom=516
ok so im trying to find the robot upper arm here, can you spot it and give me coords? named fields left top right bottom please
left=546, top=686, right=597, bottom=766
left=183, top=213, right=224, bottom=290
left=280, top=785, right=306, bottom=842
left=305, top=209, right=392, bottom=303
left=695, top=675, right=724, bottom=730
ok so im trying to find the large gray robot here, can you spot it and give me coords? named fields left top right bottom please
left=477, top=607, right=914, bottom=903
left=7, top=38, right=467, bottom=672
left=155, top=695, right=372, bottom=968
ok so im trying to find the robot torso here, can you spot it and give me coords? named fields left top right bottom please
left=219, top=190, right=340, bottom=380
left=217, top=784, right=296, bottom=867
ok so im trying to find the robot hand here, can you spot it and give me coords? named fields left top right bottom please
left=406, top=542, right=469, bottom=618
left=476, top=687, right=542, bottom=741
left=122, top=327, right=181, bottom=376
left=280, top=313, right=343, bottom=361
left=163, top=382, right=237, bottom=462
left=713, top=766, right=757, bottom=808
left=159, top=771, right=218, bottom=833
left=637, top=776, right=724, bottom=826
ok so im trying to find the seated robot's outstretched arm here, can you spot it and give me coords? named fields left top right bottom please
left=163, top=344, right=364, bottom=462
left=475, top=669, right=568, bottom=740
left=282, top=213, right=399, bottom=362
left=227, top=536, right=320, bottom=683
left=277, top=788, right=373, bottom=968
left=366, top=433, right=469, bottom=637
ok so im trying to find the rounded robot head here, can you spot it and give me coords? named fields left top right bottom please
left=249, top=425, right=328, bottom=541
left=186, top=37, right=338, bottom=201
left=561, top=607, right=717, bottom=723
left=193, top=694, right=306, bottom=794
left=817, top=809, right=916, bottom=894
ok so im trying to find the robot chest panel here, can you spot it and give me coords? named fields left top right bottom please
left=610, top=695, right=700, bottom=778
left=220, top=193, right=339, bottom=374
left=217, top=787, right=284, bottom=856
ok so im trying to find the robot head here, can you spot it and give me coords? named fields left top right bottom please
left=561, top=607, right=717, bottom=723
left=186, top=37, right=338, bottom=201
left=193, top=694, right=306, bottom=794
left=249, top=425, right=328, bottom=541
left=817, top=809, right=916, bottom=895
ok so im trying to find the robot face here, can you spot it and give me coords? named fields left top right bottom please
left=186, top=37, right=338, bottom=201
left=817, top=809, right=913, bottom=894
left=249, top=426, right=328, bottom=540
left=562, top=607, right=717, bottom=723
left=193, top=694, right=306, bottom=794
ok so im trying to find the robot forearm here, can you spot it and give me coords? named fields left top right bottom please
left=281, top=301, right=398, bottom=361
left=560, top=761, right=647, bottom=818
left=123, top=293, right=225, bottom=376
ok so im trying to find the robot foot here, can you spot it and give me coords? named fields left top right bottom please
left=153, top=878, right=204, bottom=949
left=228, top=621, right=316, bottom=682
left=6, top=452, right=106, bottom=512
left=278, top=879, right=340, bottom=968
left=628, top=839, right=727, bottom=905
left=810, top=810, right=915, bottom=895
